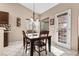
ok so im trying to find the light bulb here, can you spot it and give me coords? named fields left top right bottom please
left=30, top=18, right=33, bottom=22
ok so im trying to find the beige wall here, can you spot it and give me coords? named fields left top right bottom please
left=0, top=3, right=39, bottom=42
left=40, top=3, right=79, bottom=52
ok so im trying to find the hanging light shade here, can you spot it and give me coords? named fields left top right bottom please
left=30, top=17, right=33, bottom=22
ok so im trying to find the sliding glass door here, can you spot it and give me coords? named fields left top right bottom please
left=55, top=9, right=71, bottom=49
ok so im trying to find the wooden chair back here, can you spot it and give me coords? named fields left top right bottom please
left=22, top=31, right=30, bottom=48
left=40, top=31, right=49, bottom=44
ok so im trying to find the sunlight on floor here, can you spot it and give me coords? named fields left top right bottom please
left=51, top=46, right=65, bottom=56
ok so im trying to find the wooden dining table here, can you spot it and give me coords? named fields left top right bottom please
left=27, top=34, right=51, bottom=56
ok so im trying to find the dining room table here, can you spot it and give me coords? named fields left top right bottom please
left=26, top=33, right=51, bottom=56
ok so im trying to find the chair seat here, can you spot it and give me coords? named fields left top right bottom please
left=34, top=41, right=46, bottom=47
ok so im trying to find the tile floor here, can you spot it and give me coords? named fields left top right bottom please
left=0, top=41, right=78, bottom=56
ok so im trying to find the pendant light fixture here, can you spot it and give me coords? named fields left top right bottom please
left=33, top=3, right=35, bottom=21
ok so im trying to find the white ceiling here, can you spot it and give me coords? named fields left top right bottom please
left=20, top=3, right=58, bottom=14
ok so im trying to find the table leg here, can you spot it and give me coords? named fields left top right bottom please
left=30, top=41, right=34, bottom=56
left=48, top=37, right=51, bottom=52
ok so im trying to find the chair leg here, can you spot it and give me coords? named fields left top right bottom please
left=45, top=46, right=47, bottom=55
left=23, top=38, right=25, bottom=49
left=26, top=44, right=27, bottom=53
left=39, top=47, right=40, bottom=56
left=23, top=43, right=25, bottom=49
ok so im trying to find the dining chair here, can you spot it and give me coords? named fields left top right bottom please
left=34, top=31, right=49, bottom=56
left=22, top=31, right=30, bottom=53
